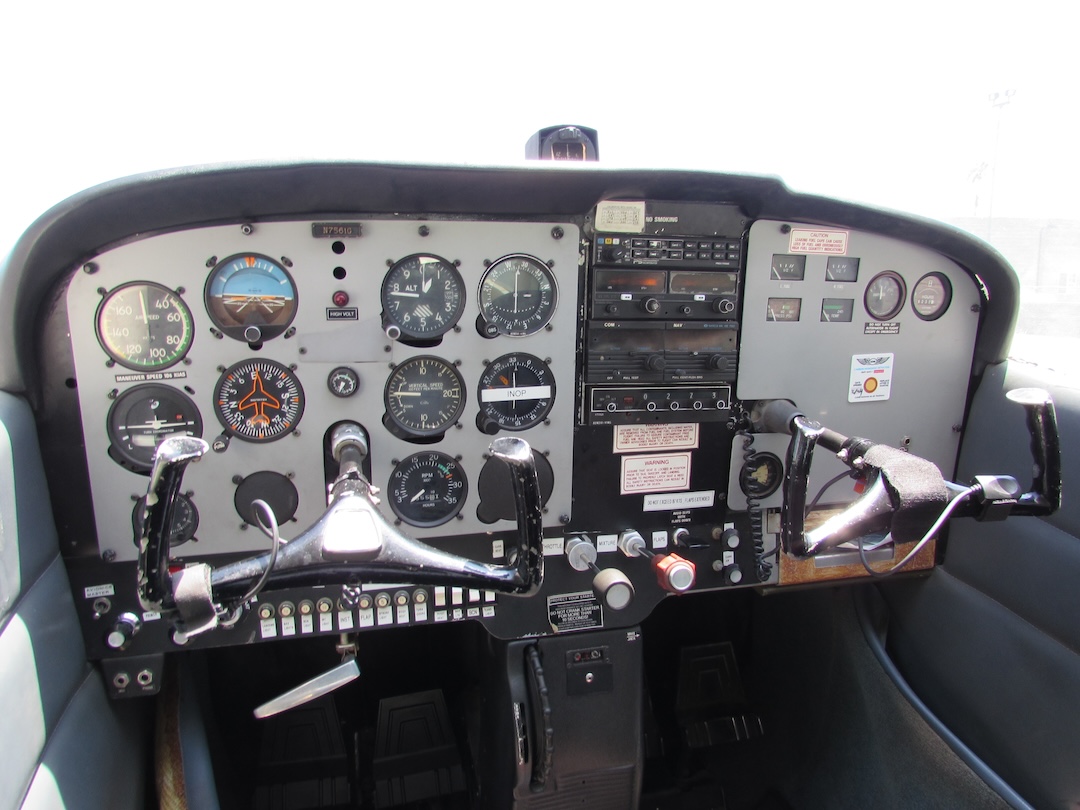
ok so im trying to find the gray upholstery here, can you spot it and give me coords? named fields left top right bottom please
left=0, top=392, right=148, bottom=808
left=882, top=361, right=1080, bottom=809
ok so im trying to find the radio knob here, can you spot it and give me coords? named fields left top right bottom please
left=706, top=354, right=727, bottom=371
left=713, top=298, right=735, bottom=314
left=602, top=246, right=625, bottom=263
left=643, top=298, right=661, bottom=314
left=605, top=303, right=620, bottom=315
left=646, top=354, right=666, bottom=372
left=679, top=305, right=692, bottom=315
left=606, top=401, right=618, bottom=412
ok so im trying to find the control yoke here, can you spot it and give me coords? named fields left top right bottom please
left=758, top=389, right=1061, bottom=559
left=136, top=423, right=545, bottom=637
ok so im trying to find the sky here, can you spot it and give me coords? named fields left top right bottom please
left=1, top=1, right=1076, bottom=255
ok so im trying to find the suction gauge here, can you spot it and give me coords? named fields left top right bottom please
left=388, top=452, right=468, bottom=527
left=477, top=353, right=555, bottom=432
left=477, top=254, right=557, bottom=336
left=205, top=254, right=297, bottom=342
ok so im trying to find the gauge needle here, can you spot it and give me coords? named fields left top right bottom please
left=390, top=291, right=420, bottom=298
left=140, top=290, right=149, bottom=324
left=410, top=489, right=426, bottom=502
left=391, top=391, right=422, bottom=397
left=513, top=270, right=520, bottom=313
left=422, top=267, right=432, bottom=294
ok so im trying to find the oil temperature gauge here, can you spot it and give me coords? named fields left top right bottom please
left=388, top=452, right=468, bottom=527
left=476, top=353, right=555, bottom=433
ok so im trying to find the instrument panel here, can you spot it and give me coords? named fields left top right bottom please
left=58, top=191, right=986, bottom=669
left=67, top=219, right=582, bottom=562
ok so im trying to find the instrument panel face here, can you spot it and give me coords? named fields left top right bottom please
left=738, top=220, right=982, bottom=494
left=67, top=219, right=581, bottom=562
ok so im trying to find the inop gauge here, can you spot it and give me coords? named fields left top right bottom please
left=476, top=353, right=555, bottom=433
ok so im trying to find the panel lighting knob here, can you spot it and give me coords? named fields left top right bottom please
left=643, top=298, right=661, bottom=314
left=725, top=566, right=744, bottom=586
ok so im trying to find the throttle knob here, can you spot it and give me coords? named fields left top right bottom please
left=652, top=553, right=696, bottom=593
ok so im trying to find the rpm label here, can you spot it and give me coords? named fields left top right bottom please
left=849, top=353, right=894, bottom=402
left=620, top=452, right=692, bottom=495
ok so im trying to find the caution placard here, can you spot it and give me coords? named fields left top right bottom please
left=548, top=592, right=604, bottom=633
left=620, top=452, right=692, bottom=494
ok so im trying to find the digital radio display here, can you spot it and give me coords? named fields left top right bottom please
left=594, top=269, right=667, bottom=293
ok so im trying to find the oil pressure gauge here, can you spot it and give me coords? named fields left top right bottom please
left=864, top=271, right=907, bottom=321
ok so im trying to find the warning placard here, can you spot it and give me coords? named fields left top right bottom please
left=614, top=423, right=699, bottom=453
left=789, top=228, right=849, bottom=255
left=621, top=452, right=692, bottom=494
left=548, top=592, right=604, bottom=633
left=849, top=353, right=894, bottom=402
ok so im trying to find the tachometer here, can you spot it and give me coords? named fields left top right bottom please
left=205, top=254, right=298, bottom=342
left=106, top=384, right=203, bottom=472
left=381, top=253, right=466, bottom=341
left=477, top=254, right=558, bottom=336
left=476, top=353, right=555, bottom=433
left=388, top=452, right=468, bottom=527
left=96, top=282, right=193, bottom=370
left=383, top=356, right=465, bottom=440
left=214, top=359, right=305, bottom=442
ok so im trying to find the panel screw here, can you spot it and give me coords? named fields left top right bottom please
left=418, top=225, right=430, bottom=237
left=102, top=549, right=116, bottom=562
left=206, top=256, right=218, bottom=268
left=551, top=226, right=564, bottom=240
left=280, top=256, right=293, bottom=267
left=560, top=514, right=570, bottom=524
left=952, top=424, right=963, bottom=433
left=241, top=224, right=254, bottom=235
left=970, top=304, right=981, bottom=313
left=83, top=263, right=98, bottom=274
left=232, top=475, right=243, bottom=485
left=780, top=224, right=791, bottom=234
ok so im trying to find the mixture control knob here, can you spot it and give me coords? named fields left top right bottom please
left=593, top=568, right=635, bottom=611
left=645, top=354, right=666, bottom=372
left=643, top=297, right=661, bottom=314
left=105, top=612, right=142, bottom=650
left=725, top=566, right=744, bottom=586
left=652, top=553, right=696, bottom=593
left=618, top=530, right=648, bottom=558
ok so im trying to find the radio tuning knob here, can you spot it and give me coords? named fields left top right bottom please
left=643, top=298, right=661, bottom=314
left=706, top=354, right=727, bottom=371
left=679, top=305, right=692, bottom=315
left=713, top=298, right=735, bottom=314
left=646, top=354, right=666, bottom=372
left=606, top=303, right=619, bottom=315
